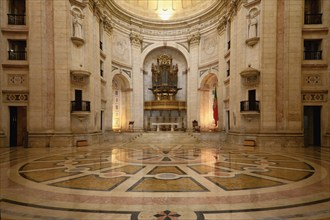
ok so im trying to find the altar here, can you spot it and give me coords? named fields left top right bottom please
left=151, top=122, right=179, bottom=132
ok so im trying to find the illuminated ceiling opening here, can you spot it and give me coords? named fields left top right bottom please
left=112, top=0, right=217, bottom=21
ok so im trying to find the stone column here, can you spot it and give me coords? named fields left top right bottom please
left=187, top=33, right=200, bottom=130
left=130, top=32, right=144, bottom=131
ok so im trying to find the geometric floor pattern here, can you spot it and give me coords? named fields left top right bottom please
left=1, top=132, right=330, bottom=220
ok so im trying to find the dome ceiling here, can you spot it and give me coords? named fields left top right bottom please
left=112, top=0, right=218, bottom=21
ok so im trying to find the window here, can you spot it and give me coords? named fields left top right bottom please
left=8, top=0, right=26, bottom=25
left=304, top=0, right=322, bottom=24
left=99, top=21, right=103, bottom=50
left=227, top=21, right=231, bottom=50
left=8, top=40, right=26, bottom=60
left=100, top=60, right=104, bottom=77
left=304, top=39, right=322, bottom=60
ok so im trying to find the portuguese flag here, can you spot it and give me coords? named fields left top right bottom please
left=213, top=86, right=218, bottom=126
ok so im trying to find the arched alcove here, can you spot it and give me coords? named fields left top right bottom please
left=143, top=46, right=188, bottom=131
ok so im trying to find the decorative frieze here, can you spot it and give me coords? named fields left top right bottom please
left=8, top=74, right=26, bottom=86
left=217, top=15, right=228, bottom=35
left=302, top=91, right=328, bottom=102
left=3, top=91, right=29, bottom=103
left=305, top=74, right=321, bottom=85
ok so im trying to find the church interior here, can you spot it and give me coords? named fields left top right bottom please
left=0, top=0, right=329, bottom=219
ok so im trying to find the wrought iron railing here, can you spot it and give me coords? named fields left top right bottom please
left=7, top=14, right=25, bottom=25
left=8, top=51, right=27, bottom=60
left=304, top=13, right=322, bottom=24
left=71, top=101, right=91, bottom=112
left=304, top=51, right=322, bottom=60
left=240, top=101, right=260, bottom=112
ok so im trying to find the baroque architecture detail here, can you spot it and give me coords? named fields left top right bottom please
left=302, top=92, right=328, bottom=102
left=130, top=32, right=143, bottom=47
left=3, top=92, right=29, bottom=103
left=8, top=74, right=26, bottom=86
left=305, top=74, right=321, bottom=85
left=188, top=32, right=201, bottom=47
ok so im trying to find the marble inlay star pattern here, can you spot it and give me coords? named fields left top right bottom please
left=1, top=135, right=330, bottom=220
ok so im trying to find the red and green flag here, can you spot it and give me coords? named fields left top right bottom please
left=213, top=86, right=218, bottom=126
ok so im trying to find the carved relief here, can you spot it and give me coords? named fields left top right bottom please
left=305, top=74, right=321, bottom=85
left=112, top=33, right=130, bottom=64
left=8, top=74, right=26, bottom=86
left=3, top=92, right=29, bottom=103
left=201, top=34, right=218, bottom=64
left=302, top=92, right=328, bottom=102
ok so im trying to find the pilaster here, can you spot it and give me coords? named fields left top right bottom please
left=187, top=33, right=200, bottom=129
left=130, top=32, right=144, bottom=130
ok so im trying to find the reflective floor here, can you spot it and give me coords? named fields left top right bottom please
left=1, top=133, right=330, bottom=220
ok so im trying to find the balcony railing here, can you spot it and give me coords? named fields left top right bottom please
left=304, top=13, right=322, bottom=24
left=8, top=14, right=26, bottom=25
left=240, top=101, right=260, bottom=112
left=71, top=101, right=91, bottom=112
left=8, top=51, right=27, bottom=60
left=304, top=51, right=322, bottom=60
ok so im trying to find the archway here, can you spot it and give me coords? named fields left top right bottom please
left=112, top=73, right=131, bottom=131
left=199, top=73, right=218, bottom=130
left=143, top=46, right=188, bottom=131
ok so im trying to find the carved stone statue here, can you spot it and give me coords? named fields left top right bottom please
left=248, top=17, right=258, bottom=38
left=248, top=9, right=259, bottom=39
left=73, top=15, right=83, bottom=38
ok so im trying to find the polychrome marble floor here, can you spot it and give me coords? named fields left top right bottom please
left=1, top=132, right=330, bottom=220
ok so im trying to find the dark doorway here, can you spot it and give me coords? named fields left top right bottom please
left=304, top=106, right=321, bottom=146
left=9, top=106, right=27, bottom=147
left=75, top=90, right=82, bottom=110
left=227, top=111, right=230, bottom=131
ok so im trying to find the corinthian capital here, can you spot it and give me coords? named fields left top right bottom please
left=188, top=32, right=201, bottom=47
left=130, top=32, right=143, bottom=47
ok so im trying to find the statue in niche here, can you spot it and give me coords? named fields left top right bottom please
left=149, top=54, right=181, bottom=101
left=73, top=14, right=83, bottom=38
left=248, top=9, right=259, bottom=39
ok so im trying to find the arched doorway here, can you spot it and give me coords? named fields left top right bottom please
left=112, top=74, right=131, bottom=131
left=199, top=73, right=218, bottom=130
